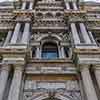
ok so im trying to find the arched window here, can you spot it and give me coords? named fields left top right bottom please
left=42, top=42, right=58, bottom=59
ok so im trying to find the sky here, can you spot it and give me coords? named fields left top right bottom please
left=0, top=0, right=100, bottom=2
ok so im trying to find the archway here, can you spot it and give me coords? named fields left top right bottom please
left=30, top=93, right=72, bottom=100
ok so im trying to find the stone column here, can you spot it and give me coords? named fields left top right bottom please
left=3, top=31, right=12, bottom=46
left=88, top=31, right=97, bottom=45
left=21, top=2, right=26, bottom=10
left=58, top=46, right=62, bottom=59
left=71, top=23, right=80, bottom=44
left=94, top=66, right=100, bottom=90
left=36, top=46, right=41, bottom=59
left=65, top=2, right=70, bottom=10
left=29, top=2, right=33, bottom=10
left=73, top=2, right=78, bottom=10
left=79, top=23, right=91, bottom=44
left=21, top=23, right=30, bottom=44
left=10, top=23, right=21, bottom=44
left=81, top=66, right=98, bottom=100
left=8, top=66, right=23, bottom=100
left=61, top=46, right=65, bottom=58
left=0, top=65, right=10, bottom=100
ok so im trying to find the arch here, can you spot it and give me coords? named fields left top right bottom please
left=45, top=12, right=53, bottom=18
left=36, top=12, right=43, bottom=18
left=28, top=93, right=49, bottom=100
left=37, top=34, right=62, bottom=41
left=30, top=93, right=72, bottom=100
left=55, top=93, right=73, bottom=100
left=56, top=12, right=62, bottom=18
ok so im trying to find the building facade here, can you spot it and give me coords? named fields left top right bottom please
left=0, top=0, right=100, bottom=100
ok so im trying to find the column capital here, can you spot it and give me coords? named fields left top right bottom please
left=93, top=65, right=100, bottom=70
left=80, top=64, right=90, bottom=71
left=13, top=64, right=24, bottom=71
left=1, top=64, right=10, bottom=71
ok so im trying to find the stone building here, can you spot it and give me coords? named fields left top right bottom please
left=0, top=0, right=100, bottom=100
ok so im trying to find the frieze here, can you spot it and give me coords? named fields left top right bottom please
left=25, top=66, right=76, bottom=74
left=23, top=80, right=81, bottom=100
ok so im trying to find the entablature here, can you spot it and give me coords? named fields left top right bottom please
left=86, top=21, right=100, bottom=31
left=25, top=59, right=76, bottom=74
left=73, top=47, right=100, bottom=65
left=32, top=26, right=68, bottom=31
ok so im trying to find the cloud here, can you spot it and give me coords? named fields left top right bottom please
left=85, top=0, right=100, bottom=2
left=0, top=0, right=100, bottom=3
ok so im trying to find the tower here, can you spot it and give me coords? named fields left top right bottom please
left=0, top=0, right=100, bottom=100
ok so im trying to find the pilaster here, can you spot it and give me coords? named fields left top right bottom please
left=21, top=23, right=30, bottom=44
left=3, top=31, right=12, bottom=47
left=21, top=2, right=26, bottom=10
left=70, top=23, right=80, bottom=44
left=79, top=23, right=91, bottom=44
left=0, top=64, right=10, bottom=100
left=93, top=65, right=100, bottom=91
left=10, top=23, right=21, bottom=44
left=80, top=65, right=98, bottom=100
left=8, top=65, right=24, bottom=100
left=73, top=2, right=78, bottom=10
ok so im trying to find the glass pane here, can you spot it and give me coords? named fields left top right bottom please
left=42, top=51, right=58, bottom=59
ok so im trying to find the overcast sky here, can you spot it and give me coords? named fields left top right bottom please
left=0, top=0, right=100, bottom=2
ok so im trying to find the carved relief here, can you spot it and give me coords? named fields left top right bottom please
left=23, top=80, right=81, bottom=100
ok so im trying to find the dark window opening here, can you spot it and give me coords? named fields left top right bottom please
left=20, top=23, right=25, bottom=33
left=76, top=23, right=85, bottom=43
left=0, top=55, right=2, bottom=62
left=32, top=47, right=36, bottom=58
left=26, top=2, right=30, bottom=9
left=42, top=42, right=58, bottom=59
left=64, top=47, right=69, bottom=57
left=69, top=2, right=73, bottom=9
left=3, top=66, right=14, bottom=100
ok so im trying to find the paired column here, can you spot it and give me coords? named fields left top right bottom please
left=65, top=2, right=70, bottom=10
left=10, top=1, right=27, bottom=44
left=88, top=31, right=97, bottom=45
left=94, top=66, right=100, bottom=90
left=0, top=65, right=10, bottom=100
left=3, top=31, right=12, bottom=46
left=73, top=2, right=78, bottom=10
left=61, top=46, right=65, bottom=58
left=21, top=23, right=30, bottom=44
left=79, top=23, right=91, bottom=44
left=21, top=2, right=26, bottom=10
left=10, top=23, right=21, bottom=44
left=36, top=46, right=41, bottom=59
left=29, top=2, right=33, bottom=10
left=71, top=23, right=80, bottom=44
left=8, top=66, right=23, bottom=100
left=81, top=66, right=98, bottom=100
